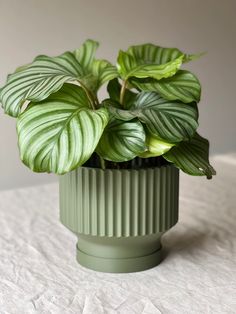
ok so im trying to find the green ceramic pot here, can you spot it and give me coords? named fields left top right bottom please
left=59, top=164, right=179, bottom=273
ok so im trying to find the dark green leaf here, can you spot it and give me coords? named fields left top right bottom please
left=105, top=92, right=199, bottom=143
left=107, top=78, right=137, bottom=108
left=102, top=98, right=135, bottom=121
left=96, top=118, right=146, bottom=162
left=164, top=133, right=216, bottom=179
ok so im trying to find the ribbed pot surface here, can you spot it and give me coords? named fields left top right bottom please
left=59, top=164, right=179, bottom=272
left=60, top=165, right=179, bottom=237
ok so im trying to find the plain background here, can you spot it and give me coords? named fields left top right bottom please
left=0, top=0, right=235, bottom=190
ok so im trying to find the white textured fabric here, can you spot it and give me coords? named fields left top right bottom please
left=0, top=155, right=235, bottom=314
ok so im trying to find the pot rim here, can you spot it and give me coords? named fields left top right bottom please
left=75, top=163, right=175, bottom=173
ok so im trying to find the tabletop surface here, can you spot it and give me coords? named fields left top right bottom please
left=0, top=155, right=235, bottom=314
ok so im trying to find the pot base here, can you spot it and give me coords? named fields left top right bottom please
left=76, top=246, right=162, bottom=273
left=75, top=234, right=163, bottom=273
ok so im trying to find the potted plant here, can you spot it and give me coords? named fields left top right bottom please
left=0, top=39, right=215, bottom=273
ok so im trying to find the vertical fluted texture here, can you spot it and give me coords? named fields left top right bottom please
left=59, top=165, right=179, bottom=237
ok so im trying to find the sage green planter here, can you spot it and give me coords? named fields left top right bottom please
left=59, top=164, right=179, bottom=273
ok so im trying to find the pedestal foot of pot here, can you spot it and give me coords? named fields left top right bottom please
left=76, top=237, right=163, bottom=273
left=76, top=246, right=162, bottom=273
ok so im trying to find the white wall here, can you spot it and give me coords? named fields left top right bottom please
left=0, top=0, right=235, bottom=190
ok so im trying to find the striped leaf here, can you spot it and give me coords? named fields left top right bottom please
left=106, top=91, right=199, bottom=143
left=117, top=43, right=202, bottom=81
left=96, top=118, right=146, bottom=162
left=117, top=50, right=183, bottom=80
left=1, top=52, right=81, bottom=117
left=17, top=84, right=109, bottom=174
left=74, top=39, right=99, bottom=70
left=164, top=133, right=216, bottom=179
left=86, top=59, right=118, bottom=93
left=0, top=39, right=118, bottom=117
left=73, top=39, right=118, bottom=92
left=127, top=43, right=202, bottom=64
left=103, top=98, right=135, bottom=121
left=131, top=70, right=201, bottom=103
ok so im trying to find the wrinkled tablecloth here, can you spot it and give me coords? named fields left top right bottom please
left=0, top=155, right=235, bottom=314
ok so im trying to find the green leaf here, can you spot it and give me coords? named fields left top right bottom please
left=96, top=118, right=146, bottom=162
left=106, top=92, right=199, bottom=142
left=127, top=44, right=184, bottom=63
left=88, top=59, right=118, bottom=93
left=1, top=52, right=82, bottom=117
left=116, top=43, right=203, bottom=81
left=117, top=50, right=183, bottom=80
left=183, top=51, right=206, bottom=63
left=17, top=84, right=109, bottom=174
left=107, top=78, right=137, bottom=108
left=139, top=133, right=175, bottom=158
left=127, top=43, right=202, bottom=65
left=107, top=78, right=121, bottom=102
left=0, top=39, right=118, bottom=117
left=73, top=39, right=118, bottom=92
left=131, top=70, right=201, bottom=103
left=73, top=39, right=99, bottom=71
left=103, top=98, right=135, bottom=121
left=164, top=133, right=216, bottom=179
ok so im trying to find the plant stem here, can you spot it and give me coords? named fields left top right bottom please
left=99, top=156, right=106, bottom=170
left=78, top=81, right=96, bottom=110
left=94, top=95, right=100, bottom=108
left=120, top=80, right=127, bottom=105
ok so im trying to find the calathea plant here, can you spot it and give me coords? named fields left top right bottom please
left=0, top=39, right=215, bottom=178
